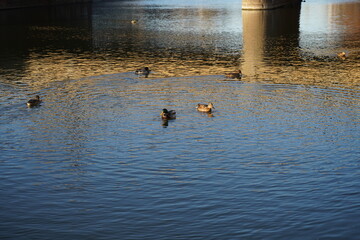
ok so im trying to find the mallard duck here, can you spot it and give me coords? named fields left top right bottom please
left=160, top=109, right=176, bottom=120
left=337, top=52, right=346, bottom=59
left=135, top=67, right=151, bottom=77
left=196, top=103, right=214, bottom=113
left=225, top=70, right=242, bottom=79
left=27, top=95, right=41, bottom=107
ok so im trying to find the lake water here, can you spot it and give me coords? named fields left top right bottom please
left=0, top=0, right=360, bottom=239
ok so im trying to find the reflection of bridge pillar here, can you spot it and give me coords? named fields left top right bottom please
left=242, top=0, right=301, bottom=10
left=242, top=11, right=266, bottom=77
left=242, top=4, right=301, bottom=77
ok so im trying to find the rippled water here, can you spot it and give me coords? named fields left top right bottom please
left=0, top=0, right=359, bottom=87
left=1, top=0, right=360, bottom=239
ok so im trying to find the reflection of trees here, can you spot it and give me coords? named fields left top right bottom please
left=0, top=3, right=93, bottom=87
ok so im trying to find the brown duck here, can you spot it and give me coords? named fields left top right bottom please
left=337, top=52, right=346, bottom=59
left=196, top=103, right=214, bottom=113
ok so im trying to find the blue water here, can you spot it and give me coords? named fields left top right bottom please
left=1, top=0, right=360, bottom=239
left=1, top=74, right=360, bottom=239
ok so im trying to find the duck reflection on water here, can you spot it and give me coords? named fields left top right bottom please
left=161, top=119, right=170, bottom=127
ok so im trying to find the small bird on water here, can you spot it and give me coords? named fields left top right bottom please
left=135, top=67, right=151, bottom=77
left=225, top=70, right=242, bottom=79
left=196, top=103, right=214, bottom=113
left=337, top=51, right=346, bottom=59
left=160, top=109, right=176, bottom=120
left=27, top=95, right=42, bottom=107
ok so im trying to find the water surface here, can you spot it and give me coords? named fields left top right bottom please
left=0, top=0, right=360, bottom=239
left=0, top=0, right=359, bottom=87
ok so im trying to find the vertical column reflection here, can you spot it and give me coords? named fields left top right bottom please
left=242, top=4, right=301, bottom=78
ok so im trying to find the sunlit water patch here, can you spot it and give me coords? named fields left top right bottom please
left=0, top=0, right=359, bottom=88
left=1, top=74, right=360, bottom=239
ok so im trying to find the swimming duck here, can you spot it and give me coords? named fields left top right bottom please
left=337, top=52, right=346, bottom=59
left=135, top=67, right=151, bottom=77
left=160, top=109, right=176, bottom=120
left=27, top=95, right=42, bottom=107
left=225, top=70, right=242, bottom=79
left=196, top=103, right=214, bottom=113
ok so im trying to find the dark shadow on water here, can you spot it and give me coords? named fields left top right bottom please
left=197, top=112, right=215, bottom=118
left=162, top=119, right=176, bottom=128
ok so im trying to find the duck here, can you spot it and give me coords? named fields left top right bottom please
left=337, top=52, right=346, bottom=59
left=196, top=103, right=214, bottom=113
left=131, top=20, right=138, bottom=24
left=27, top=95, right=42, bottom=107
left=135, top=67, right=151, bottom=77
left=160, top=109, right=176, bottom=120
left=225, top=70, right=242, bottom=79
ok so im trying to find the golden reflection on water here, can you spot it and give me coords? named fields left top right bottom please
left=0, top=0, right=359, bottom=90
left=241, top=3, right=360, bottom=88
left=17, top=47, right=360, bottom=90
